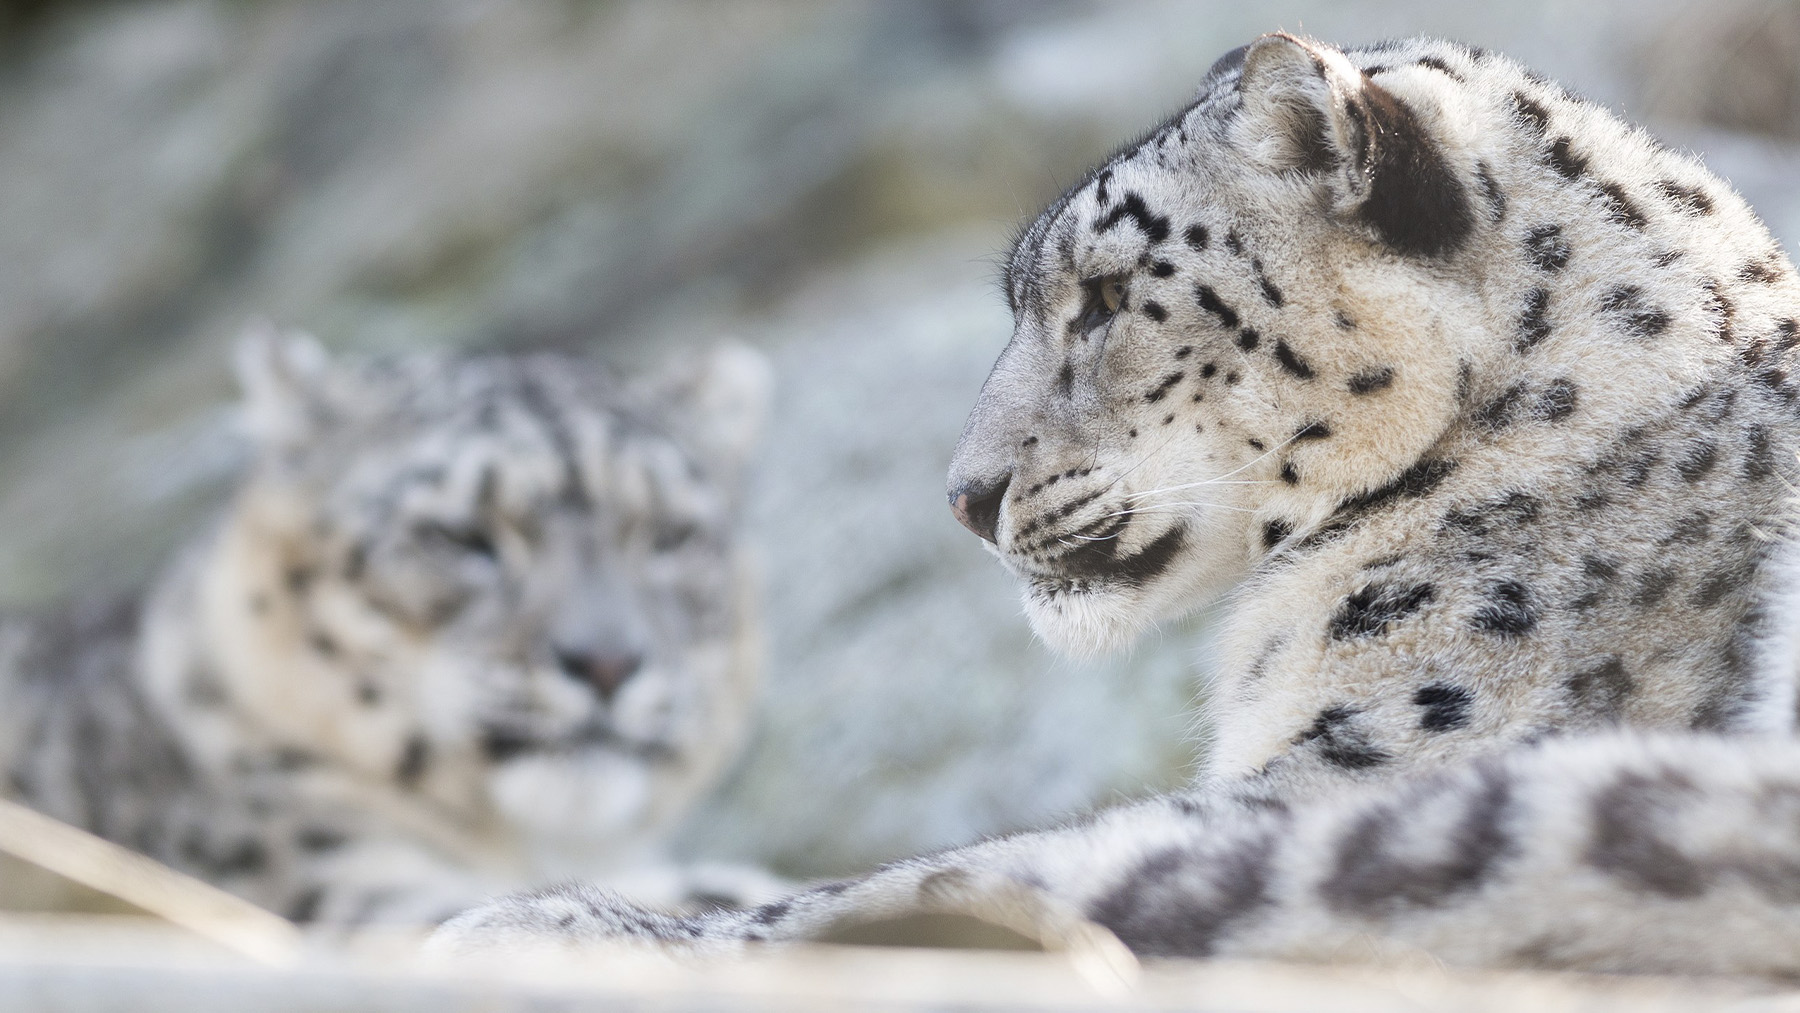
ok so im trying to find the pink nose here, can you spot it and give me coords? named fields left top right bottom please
left=949, top=476, right=1009, bottom=543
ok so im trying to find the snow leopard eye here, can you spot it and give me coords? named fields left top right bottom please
left=416, top=521, right=498, bottom=561
left=652, top=522, right=700, bottom=553
left=1073, top=274, right=1128, bottom=334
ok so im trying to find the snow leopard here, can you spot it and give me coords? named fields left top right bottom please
left=432, top=34, right=1800, bottom=975
left=0, top=326, right=778, bottom=929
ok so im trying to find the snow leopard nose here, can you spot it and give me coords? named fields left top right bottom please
left=554, top=646, right=643, bottom=702
left=949, top=472, right=1011, bottom=543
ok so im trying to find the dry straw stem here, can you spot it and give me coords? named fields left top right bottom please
left=0, top=796, right=301, bottom=964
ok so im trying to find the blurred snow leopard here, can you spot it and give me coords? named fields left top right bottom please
left=0, top=326, right=779, bottom=930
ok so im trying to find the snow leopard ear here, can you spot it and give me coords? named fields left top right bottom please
left=643, top=341, right=774, bottom=481
left=1236, top=33, right=1473, bottom=258
left=233, top=319, right=333, bottom=449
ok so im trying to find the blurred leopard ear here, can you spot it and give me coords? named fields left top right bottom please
left=233, top=319, right=332, bottom=449
left=1235, top=33, right=1474, bottom=258
left=640, top=341, right=774, bottom=482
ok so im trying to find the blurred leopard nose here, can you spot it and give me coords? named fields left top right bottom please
left=949, top=472, right=1011, bottom=543
left=554, top=646, right=643, bottom=702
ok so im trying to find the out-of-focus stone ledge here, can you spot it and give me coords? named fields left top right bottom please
left=0, top=913, right=1791, bottom=1013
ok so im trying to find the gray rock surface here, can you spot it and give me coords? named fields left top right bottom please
left=0, top=0, right=1796, bottom=876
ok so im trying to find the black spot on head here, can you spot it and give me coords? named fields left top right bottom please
left=1329, top=582, right=1436, bottom=640
left=1294, top=421, right=1330, bottom=441
left=1313, top=458, right=1459, bottom=545
left=1225, top=371, right=1240, bottom=385
left=1516, top=288, right=1552, bottom=352
left=1224, top=229, right=1244, bottom=255
left=1414, top=684, right=1475, bottom=731
left=1194, top=285, right=1239, bottom=329
left=1659, top=509, right=1711, bottom=546
left=1703, top=280, right=1736, bottom=343
left=1415, top=55, right=1463, bottom=81
left=1347, top=366, right=1394, bottom=394
left=1247, top=438, right=1265, bottom=451
left=1262, top=519, right=1293, bottom=549
left=1295, top=706, right=1392, bottom=770
left=1739, top=257, right=1784, bottom=284
left=1511, top=92, right=1550, bottom=135
left=308, top=632, right=340, bottom=659
left=1442, top=491, right=1540, bottom=536
left=1533, top=378, right=1577, bottom=421
left=1173, top=346, right=1192, bottom=359
left=1094, top=169, right=1113, bottom=207
left=1475, top=162, right=1506, bottom=222
left=1253, top=260, right=1284, bottom=306
left=1151, top=261, right=1176, bottom=277
left=1598, top=181, right=1647, bottom=230
left=1279, top=461, right=1298, bottom=485
left=1273, top=340, right=1314, bottom=379
left=1655, top=180, right=1714, bottom=216
left=1523, top=225, right=1570, bottom=272
left=1630, top=567, right=1678, bottom=607
left=1691, top=563, right=1749, bottom=609
left=1566, top=657, right=1633, bottom=719
left=1056, top=361, right=1075, bottom=395
left=1474, top=381, right=1530, bottom=431
left=1547, top=136, right=1588, bottom=179
left=1745, top=425, right=1776, bottom=479
left=1471, top=580, right=1536, bottom=636
left=1144, top=372, right=1185, bottom=403
left=1200, top=362, right=1217, bottom=379
left=1236, top=329, right=1259, bottom=351
left=1098, top=191, right=1171, bottom=242
left=1677, top=440, right=1718, bottom=481
left=1184, top=224, right=1209, bottom=251
left=1142, top=300, right=1167, bottom=322
left=1599, top=286, right=1670, bottom=339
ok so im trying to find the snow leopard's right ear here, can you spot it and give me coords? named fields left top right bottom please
left=636, top=341, right=774, bottom=487
left=233, top=319, right=332, bottom=449
left=1234, top=33, right=1474, bottom=258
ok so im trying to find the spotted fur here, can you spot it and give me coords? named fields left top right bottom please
left=0, top=328, right=778, bottom=929
left=434, top=35, right=1800, bottom=974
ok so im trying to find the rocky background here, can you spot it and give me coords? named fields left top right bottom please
left=0, top=0, right=1796, bottom=879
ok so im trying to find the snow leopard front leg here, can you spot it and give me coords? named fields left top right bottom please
left=427, top=789, right=1271, bottom=958
left=432, top=735, right=1800, bottom=976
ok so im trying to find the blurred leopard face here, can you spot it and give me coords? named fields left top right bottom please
left=203, top=333, right=770, bottom=853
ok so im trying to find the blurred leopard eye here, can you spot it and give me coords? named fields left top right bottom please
left=417, top=521, right=498, bottom=560
left=653, top=523, right=700, bottom=553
